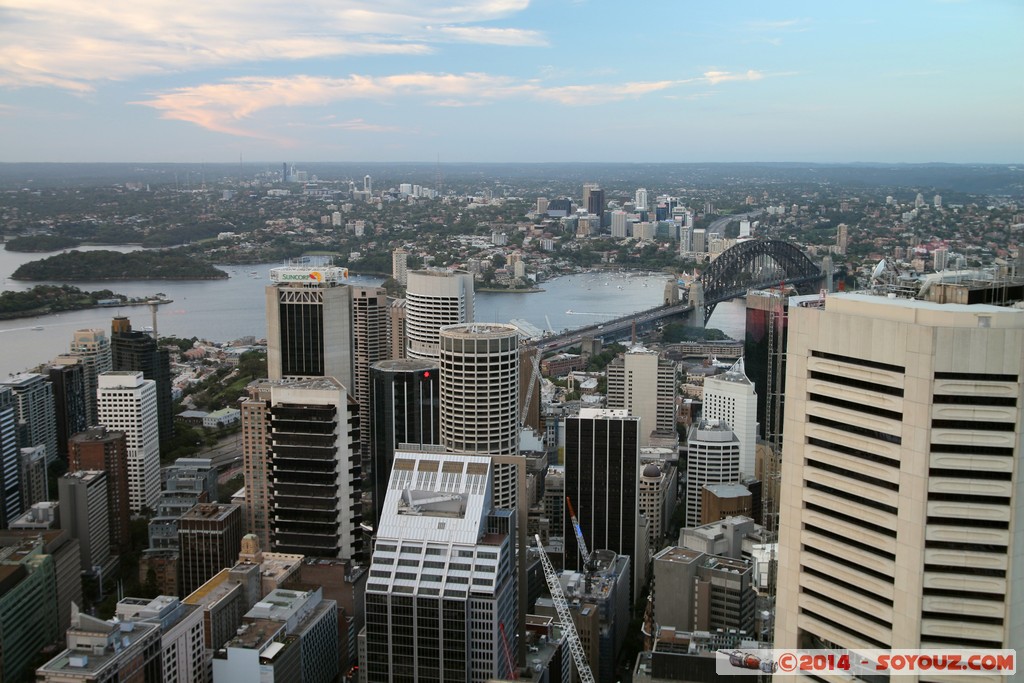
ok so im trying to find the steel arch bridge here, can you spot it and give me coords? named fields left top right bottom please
left=699, top=239, right=824, bottom=323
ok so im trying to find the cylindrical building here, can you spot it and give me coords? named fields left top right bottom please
left=439, top=323, right=519, bottom=508
left=406, top=270, right=474, bottom=359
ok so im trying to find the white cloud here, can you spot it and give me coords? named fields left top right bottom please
left=135, top=68, right=778, bottom=140
left=0, top=1, right=544, bottom=92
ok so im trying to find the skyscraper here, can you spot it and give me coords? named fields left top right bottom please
left=266, top=262, right=355, bottom=391
left=405, top=270, right=474, bottom=360
left=0, top=372, right=57, bottom=465
left=0, top=387, right=20, bottom=528
left=368, top=359, right=440, bottom=532
left=392, top=247, right=409, bottom=286
left=110, top=317, right=173, bottom=444
left=389, top=298, right=408, bottom=360
left=57, top=470, right=111, bottom=575
left=635, top=188, right=649, bottom=212
left=241, top=381, right=274, bottom=549
left=775, top=293, right=1024, bottom=655
left=68, top=426, right=131, bottom=552
left=439, top=323, right=520, bottom=509
left=267, top=377, right=361, bottom=559
left=362, top=450, right=518, bottom=682
left=351, top=285, right=390, bottom=473
left=606, top=346, right=677, bottom=447
left=364, top=174, right=372, bottom=194
left=63, top=328, right=112, bottom=426
left=96, top=371, right=160, bottom=513
left=684, top=419, right=740, bottom=528
left=564, top=408, right=644, bottom=598
left=44, top=362, right=88, bottom=460
left=701, top=358, right=757, bottom=478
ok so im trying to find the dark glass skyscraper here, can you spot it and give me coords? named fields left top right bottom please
left=110, top=317, right=173, bottom=444
left=368, top=359, right=440, bottom=532
left=563, top=409, right=640, bottom=587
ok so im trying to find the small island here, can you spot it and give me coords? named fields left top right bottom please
left=0, top=285, right=170, bottom=320
left=4, top=235, right=82, bottom=252
left=11, top=249, right=227, bottom=281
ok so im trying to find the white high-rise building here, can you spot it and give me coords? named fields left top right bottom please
left=64, top=328, right=112, bottom=426
left=97, top=371, right=160, bottom=513
left=405, top=270, right=474, bottom=360
left=776, top=293, right=1024, bottom=658
left=635, top=188, right=648, bottom=212
left=439, top=323, right=520, bottom=509
left=684, top=419, right=740, bottom=528
left=606, top=346, right=677, bottom=447
left=361, top=450, right=518, bottom=682
left=267, top=377, right=361, bottom=559
left=702, top=357, right=757, bottom=478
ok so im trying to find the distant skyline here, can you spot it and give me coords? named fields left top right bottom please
left=1, top=1, right=1021, bottom=164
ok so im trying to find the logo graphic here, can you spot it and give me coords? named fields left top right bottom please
left=309, top=271, right=323, bottom=282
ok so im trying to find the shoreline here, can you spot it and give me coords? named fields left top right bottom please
left=0, top=298, right=172, bottom=322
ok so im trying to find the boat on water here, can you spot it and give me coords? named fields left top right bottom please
left=31, top=326, right=43, bottom=331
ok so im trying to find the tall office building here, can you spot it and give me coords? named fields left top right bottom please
left=96, top=371, right=160, bottom=513
left=364, top=174, right=372, bottom=194
left=351, top=286, right=390, bottom=472
left=65, top=328, right=112, bottom=426
left=0, top=387, right=20, bottom=528
left=684, top=419, right=740, bottom=528
left=0, top=372, right=58, bottom=466
left=178, top=502, right=243, bottom=598
left=606, top=345, right=677, bottom=447
left=702, top=358, right=757, bottom=478
left=68, top=426, right=131, bottom=552
left=564, top=408, right=644, bottom=598
left=392, top=247, right=409, bottom=286
left=389, top=298, right=408, bottom=360
left=265, top=262, right=354, bottom=391
left=836, top=223, right=849, bottom=255
left=776, top=293, right=1024, bottom=655
left=635, top=188, right=649, bottom=212
left=111, top=316, right=173, bottom=444
left=405, top=270, right=474, bottom=359
left=586, top=188, right=606, bottom=218
left=241, top=381, right=274, bottom=550
left=362, top=451, right=518, bottom=682
left=267, top=377, right=361, bottom=559
left=439, top=323, right=520, bottom=509
left=57, top=470, right=111, bottom=575
left=0, top=537, right=62, bottom=683
left=44, top=362, right=88, bottom=460
left=368, top=359, right=440, bottom=532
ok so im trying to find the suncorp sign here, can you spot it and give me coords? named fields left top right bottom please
left=270, top=266, right=349, bottom=284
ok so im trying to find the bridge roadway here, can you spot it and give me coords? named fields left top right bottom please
left=529, top=301, right=693, bottom=353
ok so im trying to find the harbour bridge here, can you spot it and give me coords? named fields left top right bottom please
left=530, top=239, right=828, bottom=351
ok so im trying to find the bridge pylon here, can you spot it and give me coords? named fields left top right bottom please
left=687, top=281, right=705, bottom=329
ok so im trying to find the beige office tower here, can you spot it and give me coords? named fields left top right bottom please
left=606, top=346, right=677, bottom=447
left=776, top=293, right=1024, bottom=662
left=391, top=247, right=409, bottom=286
left=439, top=324, right=520, bottom=509
left=241, top=381, right=274, bottom=549
left=405, top=270, right=474, bottom=360
left=351, top=286, right=390, bottom=468
left=265, top=263, right=354, bottom=391
left=388, top=298, right=408, bottom=360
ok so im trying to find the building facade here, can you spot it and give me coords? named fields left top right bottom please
left=405, top=270, right=474, bottom=360
left=606, top=346, right=677, bottom=447
left=362, top=451, right=518, bottom=682
left=97, top=371, right=161, bottom=513
left=68, top=426, right=131, bottom=552
left=178, top=503, right=243, bottom=598
left=439, top=323, right=520, bottom=510
left=111, top=316, right=174, bottom=444
left=701, top=358, right=757, bottom=478
left=0, top=372, right=57, bottom=465
left=684, top=420, right=740, bottom=528
left=776, top=293, right=1024, bottom=657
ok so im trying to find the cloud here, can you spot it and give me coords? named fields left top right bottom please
left=135, top=67, right=778, bottom=140
left=0, top=1, right=544, bottom=92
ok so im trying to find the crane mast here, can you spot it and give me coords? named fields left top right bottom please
left=565, top=496, right=591, bottom=568
left=534, top=534, right=596, bottom=683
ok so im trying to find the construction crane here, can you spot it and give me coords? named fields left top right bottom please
left=534, top=534, right=596, bottom=683
left=499, top=622, right=518, bottom=680
left=565, top=496, right=591, bottom=567
left=519, top=347, right=542, bottom=429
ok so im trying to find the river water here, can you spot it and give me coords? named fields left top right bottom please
left=0, top=247, right=746, bottom=377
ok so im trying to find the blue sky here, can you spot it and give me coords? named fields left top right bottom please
left=0, top=0, right=1021, bottom=163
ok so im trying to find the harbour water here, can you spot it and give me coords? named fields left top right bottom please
left=0, top=247, right=748, bottom=377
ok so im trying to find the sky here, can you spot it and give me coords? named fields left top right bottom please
left=0, top=0, right=1021, bottom=164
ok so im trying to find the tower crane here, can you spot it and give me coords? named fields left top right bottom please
left=499, top=622, right=518, bottom=680
left=565, top=496, right=591, bottom=569
left=519, top=347, right=542, bottom=429
left=534, top=534, right=596, bottom=683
